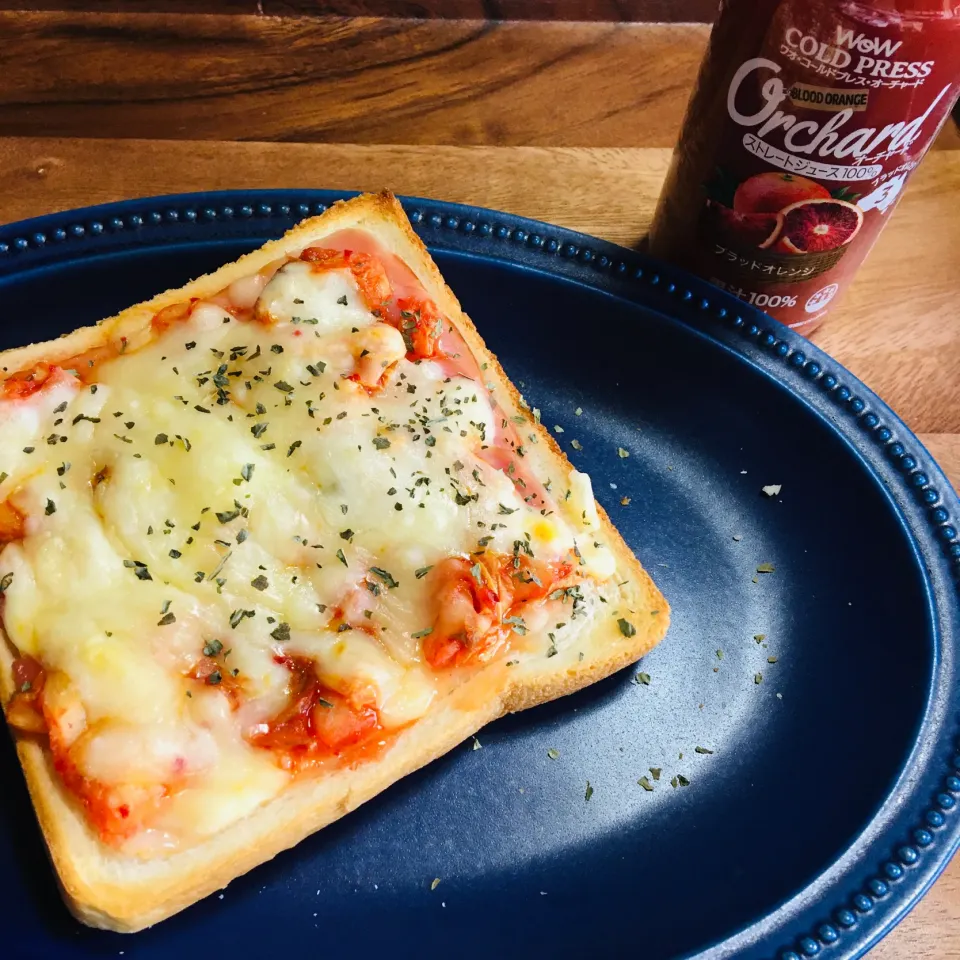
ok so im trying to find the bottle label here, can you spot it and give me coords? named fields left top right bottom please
left=694, top=1, right=959, bottom=329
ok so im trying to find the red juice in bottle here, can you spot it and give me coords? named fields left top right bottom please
left=648, top=0, right=960, bottom=334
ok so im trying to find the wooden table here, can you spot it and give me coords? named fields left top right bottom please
left=0, top=135, right=957, bottom=956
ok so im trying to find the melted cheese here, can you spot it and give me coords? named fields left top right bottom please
left=0, top=250, right=619, bottom=853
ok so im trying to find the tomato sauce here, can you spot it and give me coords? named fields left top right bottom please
left=47, top=721, right=170, bottom=845
left=188, top=655, right=244, bottom=709
left=422, top=552, right=576, bottom=669
left=2, top=343, right=124, bottom=396
left=5, top=655, right=47, bottom=734
left=5, top=657, right=169, bottom=845
left=313, top=230, right=475, bottom=371
left=4, top=650, right=387, bottom=845
left=0, top=226, right=572, bottom=842
left=310, top=231, right=552, bottom=510
left=151, top=299, right=198, bottom=335
left=0, top=229, right=552, bottom=514
left=300, top=246, right=392, bottom=311
left=0, top=499, right=25, bottom=545
left=247, top=655, right=383, bottom=772
left=1, top=362, right=56, bottom=400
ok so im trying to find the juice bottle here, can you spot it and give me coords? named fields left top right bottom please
left=648, top=0, right=960, bottom=334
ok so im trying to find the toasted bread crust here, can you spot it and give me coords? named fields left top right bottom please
left=0, top=192, right=669, bottom=931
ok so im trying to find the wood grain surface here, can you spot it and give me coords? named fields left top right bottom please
left=0, top=11, right=955, bottom=150
left=0, top=13, right=711, bottom=147
left=0, top=136, right=957, bottom=956
left=0, top=136, right=956, bottom=435
left=3, top=12, right=957, bottom=149
left=266, top=0, right=722, bottom=17
left=0, top=0, right=722, bottom=18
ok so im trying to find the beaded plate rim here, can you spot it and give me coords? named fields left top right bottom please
left=0, top=190, right=958, bottom=960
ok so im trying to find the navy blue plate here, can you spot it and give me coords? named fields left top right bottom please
left=1, top=192, right=958, bottom=960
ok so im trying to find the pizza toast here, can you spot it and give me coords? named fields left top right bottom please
left=0, top=192, right=669, bottom=931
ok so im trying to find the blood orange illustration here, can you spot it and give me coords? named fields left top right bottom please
left=732, top=173, right=830, bottom=215
left=774, top=199, right=864, bottom=255
left=703, top=201, right=783, bottom=250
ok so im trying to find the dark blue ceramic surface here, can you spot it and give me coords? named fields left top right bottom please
left=0, top=192, right=958, bottom=960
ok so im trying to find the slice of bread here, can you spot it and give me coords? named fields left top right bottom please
left=0, top=192, right=669, bottom=931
